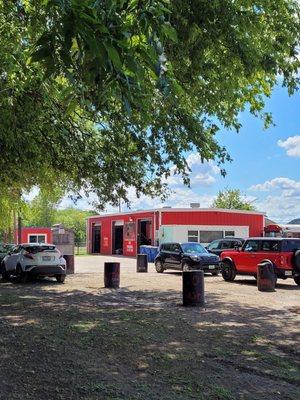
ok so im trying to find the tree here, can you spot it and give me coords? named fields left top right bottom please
left=24, top=188, right=64, bottom=227
left=54, top=208, right=96, bottom=247
left=0, top=1, right=299, bottom=217
left=212, top=189, right=255, bottom=211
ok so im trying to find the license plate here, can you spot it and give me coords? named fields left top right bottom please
left=208, top=265, right=215, bottom=270
left=42, top=256, right=51, bottom=261
left=285, top=271, right=292, bottom=276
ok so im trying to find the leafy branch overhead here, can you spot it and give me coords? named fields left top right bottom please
left=0, top=0, right=299, bottom=208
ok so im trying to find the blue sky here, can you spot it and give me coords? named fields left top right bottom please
left=59, top=83, right=300, bottom=223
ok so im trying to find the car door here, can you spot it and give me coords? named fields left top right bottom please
left=237, top=240, right=261, bottom=273
left=5, top=245, right=21, bottom=272
left=165, top=243, right=182, bottom=270
left=260, top=240, right=280, bottom=266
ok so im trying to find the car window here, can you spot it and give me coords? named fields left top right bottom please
left=181, top=243, right=207, bottom=254
left=244, top=240, right=260, bottom=252
left=24, top=245, right=56, bottom=254
left=207, top=241, right=220, bottom=250
left=261, top=240, right=279, bottom=252
left=220, top=241, right=232, bottom=250
left=232, top=241, right=242, bottom=248
left=281, top=240, right=300, bottom=252
left=168, top=243, right=181, bottom=252
left=12, top=246, right=20, bottom=254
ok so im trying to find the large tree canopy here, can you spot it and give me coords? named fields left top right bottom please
left=0, top=0, right=300, bottom=212
left=212, top=188, right=256, bottom=211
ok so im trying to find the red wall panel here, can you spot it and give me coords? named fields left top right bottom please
left=20, top=227, right=53, bottom=244
left=161, top=211, right=264, bottom=237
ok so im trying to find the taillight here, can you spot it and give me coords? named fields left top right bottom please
left=279, top=256, right=285, bottom=266
left=24, top=252, right=34, bottom=259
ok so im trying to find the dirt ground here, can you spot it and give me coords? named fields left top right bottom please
left=0, top=255, right=299, bottom=400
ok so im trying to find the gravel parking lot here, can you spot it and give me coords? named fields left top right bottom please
left=0, top=255, right=299, bottom=400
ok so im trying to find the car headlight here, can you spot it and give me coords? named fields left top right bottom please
left=190, top=255, right=199, bottom=261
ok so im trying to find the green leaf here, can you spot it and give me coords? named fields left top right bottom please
left=104, top=44, right=122, bottom=69
left=161, top=24, right=178, bottom=43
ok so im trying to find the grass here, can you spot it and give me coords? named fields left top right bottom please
left=0, top=282, right=299, bottom=400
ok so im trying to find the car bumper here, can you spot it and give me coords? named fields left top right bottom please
left=275, top=267, right=300, bottom=279
left=191, top=262, right=220, bottom=272
left=25, top=265, right=66, bottom=276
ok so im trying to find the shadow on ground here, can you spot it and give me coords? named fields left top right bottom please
left=0, top=276, right=299, bottom=400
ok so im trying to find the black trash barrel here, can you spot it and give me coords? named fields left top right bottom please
left=64, top=255, right=75, bottom=275
left=257, top=261, right=276, bottom=292
left=137, top=254, right=148, bottom=273
left=104, top=262, right=120, bottom=288
left=182, top=270, right=205, bottom=307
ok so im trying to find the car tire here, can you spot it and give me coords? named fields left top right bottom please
left=155, top=260, right=164, bottom=273
left=182, top=262, right=191, bottom=272
left=221, top=260, right=236, bottom=282
left=1, top=263, right=10, bottom=281
left=56, top=275, right=66, bottom=283
left=294, top=276, right=300, bottom=286
left=16, top=265, right=27, bottom=283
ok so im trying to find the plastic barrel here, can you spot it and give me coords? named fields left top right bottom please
left=137, top=254, right=148, bottom=272
left=104, top=262, right=120, bottom=288
left=182, top=270, right=205, bottom=307
left=64, top=255, right=74, bottom=274
left=257, top=261, right=276, bottom=292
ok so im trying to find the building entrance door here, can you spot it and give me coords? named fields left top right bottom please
left=112, top=222, right=124, bottom=254
left=137, top=219, right=152, bottom=251
left=92, top=225, right=101, bottom=253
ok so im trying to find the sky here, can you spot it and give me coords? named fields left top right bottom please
left=59, top=84, right=300, bottom=223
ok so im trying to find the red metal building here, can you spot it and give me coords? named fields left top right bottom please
left=16, top=227, right=53, bottom=244
left=87, top=208, right=265, bottom=257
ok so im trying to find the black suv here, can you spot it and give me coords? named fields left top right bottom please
left=154, top=242, right=220, bottom=274
left=206, top=238, right=245, bottom=256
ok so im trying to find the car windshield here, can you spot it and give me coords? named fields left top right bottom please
left=181, top=243, right=207, bottom=254
left=24, top=245, right=56, bottom=254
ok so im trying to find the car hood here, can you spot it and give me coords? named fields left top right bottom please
left=183, top=252, right=220, bottom=261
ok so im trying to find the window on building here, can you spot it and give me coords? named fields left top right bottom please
left=29, top=235, right=46, bottom=244
left=225, top=231, right=235, bottom=237
left=188, top=230, right=199, bottom=242
left=200, top=230, right=223, bottom=243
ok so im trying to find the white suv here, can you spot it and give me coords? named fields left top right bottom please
left=1, top=243, right=67, bottom=283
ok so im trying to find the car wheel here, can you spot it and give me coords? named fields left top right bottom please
left=294, top=276, right=300, bottom=286
left=221, top=260, right=236, bottom=282
left=56, top=275, right=66, bottom=283
left=155, top=260, right=164, bottom=273
left=16, top=265, right=27, bottom=283
left=1, top=263, right=10, bottom=281
left=182, top=262, right=191, bottom=272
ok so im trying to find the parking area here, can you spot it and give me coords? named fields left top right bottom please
left=0, top=255, right=299, bottom=400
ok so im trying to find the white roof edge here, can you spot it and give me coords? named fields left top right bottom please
left=86, top=208, right=266, bottom=219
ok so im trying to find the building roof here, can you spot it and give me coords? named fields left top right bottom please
left=87, top=207, right=266, bottom=219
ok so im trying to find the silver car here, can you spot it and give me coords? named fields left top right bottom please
left=1, top=243, right=67, bottom=283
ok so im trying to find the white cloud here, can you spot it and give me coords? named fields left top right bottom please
left=255, top=195, right=300, bottom=223
left=250, top=177, right=300, bottom=197
left=162, top=154, right=220, bottom=188
left=249, top=177, right=300, bottom=222
left=278, top=135, right=300, bottom=157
